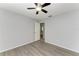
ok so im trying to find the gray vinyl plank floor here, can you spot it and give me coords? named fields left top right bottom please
left=0, top=40, right=79, bottom=56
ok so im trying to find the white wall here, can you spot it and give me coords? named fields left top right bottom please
left=0, top=9, right=35, bottom=52
left=45, top=10, right=79, bottom=53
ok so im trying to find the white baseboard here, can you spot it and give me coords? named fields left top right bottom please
left=45, top=40, right=79, bottom=54
left=0, top=40, right=34, bottom=53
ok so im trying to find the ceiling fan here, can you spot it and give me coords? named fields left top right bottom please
left=27, top=3, right=51, bottom=15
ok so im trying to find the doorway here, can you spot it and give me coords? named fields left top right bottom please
left=35, top=22, right=45, bottom=42
left=40, top=23, right=45, bottom=42
left=35, top=22, right=40, bottom=41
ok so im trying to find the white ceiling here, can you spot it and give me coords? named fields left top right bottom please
left=0, top=3, right=79, bottom=21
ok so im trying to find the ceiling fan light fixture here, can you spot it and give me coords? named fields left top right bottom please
left=27, top=3, right=51, bottom=15
left=36, top=7, right=42, bottom=11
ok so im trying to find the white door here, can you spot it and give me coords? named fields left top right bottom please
left=35, top=22, right=40, bottom=41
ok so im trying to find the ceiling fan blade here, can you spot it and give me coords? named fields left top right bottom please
left=36, top=11, right=39, bottom=14
left=42, top=3, right=51, bottom=8
left=34, top=3, right=38, bottom=6
left=27, top=8, right=35, bottom=9
left=41, top=9, right=48, bottom=13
